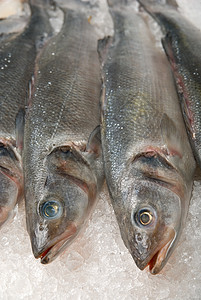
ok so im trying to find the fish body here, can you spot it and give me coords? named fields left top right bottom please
left=138, top=0, right=201, bottom=168
left=0, top=0, right=52, bottom=227
left=99, top=0, right=195, bottom=274
left=23, top=1, right=104, bottom=264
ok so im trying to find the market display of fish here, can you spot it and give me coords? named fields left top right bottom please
left=23, top=0, right=104, bottom=264
left=0, top=0, right=200, bottom=276
left=0, top=0, right=52, bottom=228
left=137, top=0, right=201, bottom=169
left=98, top=0, right=196, bottom=274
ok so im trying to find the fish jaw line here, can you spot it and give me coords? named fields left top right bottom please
left=35, top=223, right=77, bottom=264
left=133, top=228, right=176, bottom=273
left=148, top=229, right=176, bottom=275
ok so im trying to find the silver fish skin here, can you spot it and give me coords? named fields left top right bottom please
left=23, top=1, right=104, bottom=264
left=138, top=0, right=201, bottom=168
left=0, top=0, right=52, bottom=227
left=98, top=0, right=196, bottom=274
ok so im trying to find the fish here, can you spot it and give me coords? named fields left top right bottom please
left=0, top=0, right=52, bottom=227
left=98, top=0, right=196, bottom=274
left=137, top=0, right=201, bottom=169
left=23, top=0, right=104, bottom=264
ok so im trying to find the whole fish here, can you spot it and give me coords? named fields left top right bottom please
left=0, top=0, right=52, bottom=227
left=137, top=0, right=201, bottom=168
left=23, top=0, right=104, bottom=264
left=98, top=0, right=196, bottom=274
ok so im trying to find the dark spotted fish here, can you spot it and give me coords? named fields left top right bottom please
left=23, top=0, right=104, bottom=264
left=98, top=0, right=195, bottom=274
left=0, top=0, right=52, bottom=227
left=137, top=0, right=201, bottom=168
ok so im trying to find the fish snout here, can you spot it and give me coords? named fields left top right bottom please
left=31, top=221, right=78, bottom=264
left=131, top=227, right=177, bottom=274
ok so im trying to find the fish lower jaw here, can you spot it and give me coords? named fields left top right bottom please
left=34, top=223, right=78, bottom=264
left=134, top=229, right=176, bottom=274
left=147, top=231, right=176, bottom=275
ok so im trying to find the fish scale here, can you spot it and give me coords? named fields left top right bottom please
left=99, top=0, right=195, bottom=274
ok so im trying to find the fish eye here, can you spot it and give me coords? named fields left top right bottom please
left=40, top=200, right=63, bottom=220
left=133, top=207, right=156, bottom=227
left=139, top=210, right=153, bottom=225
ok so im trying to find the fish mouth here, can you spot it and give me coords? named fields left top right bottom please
left=146, top=229, right=176, bottom=275
left=134, top=228, right=176, bottom=274
left=35, top=223, right=78, bottom=264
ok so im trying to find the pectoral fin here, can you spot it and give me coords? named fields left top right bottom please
left=160, top=113, right=183, bottom=159
left=15, top=108, right=25, bottom=153
left=86, top=125, right=102, bottom=157
left=97, top=36, right=113, bottom=66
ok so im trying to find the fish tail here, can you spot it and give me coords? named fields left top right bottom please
left=27, top=0, right=53, bottom=49
left=28, top=0, right=52, bottom=21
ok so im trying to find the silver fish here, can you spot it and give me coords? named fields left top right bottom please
left=137, top=0, right=201, bottom=168
left=98, top=0, right=196, bottom=274
left=23, top=0, right=104, bottom=264
left=0, top=0, right=51, bottom=227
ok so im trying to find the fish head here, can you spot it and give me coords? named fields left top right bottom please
left=0, top=171, right=19, bottom=226
left=116, top=176, right=183, bottom=274
left=26, top=177, right=94, bottom=264
left=0, top=142, right=23, bottom=227
left=26, top=127, right=104, bottom=264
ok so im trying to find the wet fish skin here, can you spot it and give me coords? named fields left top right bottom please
left=0, top=0, right=52, bottom=226
left=24, top=2, right=104, bottom=264
left=99, top=0, right=195, bottom=274
left=138, top=0, right=201, bottom=168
